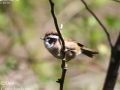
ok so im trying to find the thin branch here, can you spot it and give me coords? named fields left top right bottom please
left=80, top=0, right=120, bottom=90
left=49, top=0, right=67, bottom=90
left=80, top=0, right=113, bottom=48
left=112, top=0, right=120, bottom=3
left=49, top=0, right=65, bottom=50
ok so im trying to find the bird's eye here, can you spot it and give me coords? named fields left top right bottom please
left=48, top=38, right=55, bottom=44
left=45, top=37, right=56, bottom=44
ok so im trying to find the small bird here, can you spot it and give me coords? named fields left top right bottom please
left=41, top=30, right=98, bottom=61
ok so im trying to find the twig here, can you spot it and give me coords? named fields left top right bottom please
left=49, top=0, right=67, bottom=90
left=80, top=0, right=113, bottom=48
left=80, top=0, right=120, bottom=90
left=112, top=0, right=120, bottom=3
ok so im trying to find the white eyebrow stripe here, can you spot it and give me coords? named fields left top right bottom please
left=48, top=35, right=59, bottom=39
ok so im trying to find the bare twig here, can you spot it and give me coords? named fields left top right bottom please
left=44, top=0, right=92, bottom=31
left=80, top=0, right=113, bottom=48
left=49, top=0, right=67, bottom=90
left=80, top=0, right=120, bottom=90
left=112, top=0, right=120, bottom=3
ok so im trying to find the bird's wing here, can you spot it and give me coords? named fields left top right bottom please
left=64, top=38, right=84, bottom=47
left=77, top=42, right=84, bottom=47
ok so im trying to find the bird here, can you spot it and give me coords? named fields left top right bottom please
left=41, top=30, right=98, bottom=61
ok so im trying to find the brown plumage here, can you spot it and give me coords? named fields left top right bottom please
left=45, top=30, right=58, bottom=37
left=64, top=38, right=98, bottom=58
left=43, top=30, right=98, bottom=60
left=81, top=47, right=98, bottom=57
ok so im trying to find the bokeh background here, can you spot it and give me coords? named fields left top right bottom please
left=0, top=0, right=120, bottom=90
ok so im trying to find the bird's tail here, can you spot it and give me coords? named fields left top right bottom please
left=81, top=47, right=98, bottom=57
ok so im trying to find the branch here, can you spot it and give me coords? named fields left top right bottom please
left=103, top=33, right=120, bottom=90
left=112, top=0, right=120, bottom=3
left=49, top=0, right=67, bottom=90
left=80, top=0, right=120, bottom=90
left=80, top=0, right=113, bottom=48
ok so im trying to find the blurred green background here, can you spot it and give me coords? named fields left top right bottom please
left=0, top=0, right=120, bottom=90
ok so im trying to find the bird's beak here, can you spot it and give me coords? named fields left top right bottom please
left=40, top=37, right=45, bottom=40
